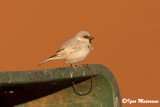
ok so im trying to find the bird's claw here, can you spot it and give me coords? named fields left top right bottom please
left=71, top=64, right=78, bottom=71
left=76, top=64, right=84, bottom=69
left=71, top=64, right=84, bottom=72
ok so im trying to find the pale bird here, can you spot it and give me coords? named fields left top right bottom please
left=38, top=31, right=94, bottom=68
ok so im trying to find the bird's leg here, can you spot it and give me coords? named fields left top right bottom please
left=76, top=64, right=84, bottom=69
left=70, top=64, right=78, bottom=71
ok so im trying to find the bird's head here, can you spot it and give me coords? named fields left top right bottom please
left=74, top=31, right=94, bottom=43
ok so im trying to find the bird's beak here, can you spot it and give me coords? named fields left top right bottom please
left=89, top=36, right=94, bottom=40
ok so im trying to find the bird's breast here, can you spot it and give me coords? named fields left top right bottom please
left=65, top=47, right=90, bottom=63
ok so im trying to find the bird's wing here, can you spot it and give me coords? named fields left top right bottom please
left=49, top=48, right=64, bottom=58
left=60, top=38, right=76, bottom=48
left=50, top=39, right=80, bottom=58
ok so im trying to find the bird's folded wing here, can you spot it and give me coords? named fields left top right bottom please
left=49, top=48, right=64, bottom=58
left=49, top=39, right=81, bottom=58
left=49, top=46, right=78, bottom=58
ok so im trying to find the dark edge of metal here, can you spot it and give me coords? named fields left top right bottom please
left=70, top=64, right=93, bottom=96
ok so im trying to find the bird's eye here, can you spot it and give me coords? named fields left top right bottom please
left=83, top=35, right=89, bottom=39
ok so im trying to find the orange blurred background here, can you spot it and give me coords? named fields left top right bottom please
left=0, top=0, right=160, bottom=107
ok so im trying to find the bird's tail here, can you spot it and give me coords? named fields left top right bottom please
left=37, top=57, right=58, bottom=66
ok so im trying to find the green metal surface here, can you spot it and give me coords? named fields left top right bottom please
left=0, top=64, right=121, bottom=107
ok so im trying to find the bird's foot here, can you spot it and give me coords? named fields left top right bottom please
left=76, top=64, right=84, bottom=69
left=71, top=64, right=78, bottom=71
left=70, top=64, right=84, bottom=72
